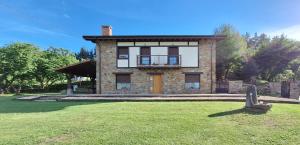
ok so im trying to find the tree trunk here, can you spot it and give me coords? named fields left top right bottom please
left=224, top=68, right=230, bottom=80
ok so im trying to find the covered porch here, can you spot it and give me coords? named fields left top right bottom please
left=56, top=60, right=96, bottom=95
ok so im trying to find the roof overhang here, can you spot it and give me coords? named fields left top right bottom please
left=83, top=35, right=226, bottom=43
left=56, top=60, right=96, bottom=78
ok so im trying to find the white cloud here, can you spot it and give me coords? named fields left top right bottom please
left=0, top=20, right=72, bottom=38
left=266, top=25, right=300, bottom=41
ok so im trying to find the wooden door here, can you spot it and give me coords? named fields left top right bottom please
left=152, top=75, right=162, bottom=94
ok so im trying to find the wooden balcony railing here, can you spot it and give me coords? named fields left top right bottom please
left=137, top=55, right=181, bottom=68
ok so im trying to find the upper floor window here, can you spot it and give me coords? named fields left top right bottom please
left=117, top=47, right=129, bottom=59
left=140, top=47, right=151, bottom=65
left=168, top=47, right=179, bottom=65
left=185, top=74, right=200, bottom=89
left=116, top=74, right=131, bottom=90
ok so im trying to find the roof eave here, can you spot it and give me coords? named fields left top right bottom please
left=83, top=35, right=226, bottom=43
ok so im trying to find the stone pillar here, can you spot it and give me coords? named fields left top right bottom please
left=290, top=81, right=300, bottom=100
left=198, top=40, right=216, bottom=93
left=228, top=80, right=243, bottom=94
left=96, top=42, right=101, bottom=94
left=66, top=75, right=73, bottom=96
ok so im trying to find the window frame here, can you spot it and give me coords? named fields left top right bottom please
left=185, top=74, right=200, bottom=90
left=140, top=47, right=151, bottom=65
left=117, top=47, right=129, bottom=59
left=116, top=74, right=131, bottom=90
left=168, top=47, right=179, bottom=65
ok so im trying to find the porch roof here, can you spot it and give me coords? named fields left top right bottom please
left=56, top=60, right=96, bottom=78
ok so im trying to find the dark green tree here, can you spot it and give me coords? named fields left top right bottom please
left=253, top=35, right=300, bottom=81
left=215, top=24, right=247, bottom=80
left=75, top=47, right=95, bottom=61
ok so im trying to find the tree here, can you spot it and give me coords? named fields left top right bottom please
left=75, top=47, right=95, bottom=61
left=240, top=59, right=259, bottom=81
left=253, top=35, right=300, bottom=81
left=32, top=47, right=78, bottom=89
left=274, top=70, right=295, bottom=82
left=215, top=24, right=248, bottom=80
left=0, top=43, right=39, bottom=93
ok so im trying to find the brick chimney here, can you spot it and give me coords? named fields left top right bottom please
left=102, top=25, right=112, bottom=36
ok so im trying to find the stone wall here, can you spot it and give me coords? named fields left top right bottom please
left=269, top=82, right=281, bottom=96
left=96, top=40, right=216, bottom=94
left=228, top=81, right=243, bottom=94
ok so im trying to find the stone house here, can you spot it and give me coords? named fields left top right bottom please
left=83, top=26, right=225, bottom=94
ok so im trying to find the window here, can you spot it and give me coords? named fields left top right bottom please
left=141, top=57, right=150, bottom=65
left=168, top=47, right=179, bottom=65
left=116, top=74, right=131, bottom=90
left=169, top=57, right=177, bottom=65
left=117, top=47, right=129, bottom=59
left=140, top=47, right=151, bottom=65
left=185, top=74, right=200, bottom=89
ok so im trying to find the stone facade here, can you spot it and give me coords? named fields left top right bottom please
left=96, top=40, right=216, bottom=94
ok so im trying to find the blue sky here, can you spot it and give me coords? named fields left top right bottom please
left=1, top=0, right=300, bottom=52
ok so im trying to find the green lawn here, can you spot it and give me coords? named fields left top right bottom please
left=0, top=95, right=299, bottom=145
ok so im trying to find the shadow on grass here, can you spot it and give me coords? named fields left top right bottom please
left=208, top=108, right=267, bottom=117
left=0, top=95, right=113, bottom=114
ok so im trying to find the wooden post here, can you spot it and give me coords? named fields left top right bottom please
left=67, top=75, right=73, bottom=96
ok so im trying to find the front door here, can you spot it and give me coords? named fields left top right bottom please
left=152, top=74, right=163, bottom=94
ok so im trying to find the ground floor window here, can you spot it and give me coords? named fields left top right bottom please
left=116, top=74, right=131, bottom=90
left=185, top=74, right=200, bottom=89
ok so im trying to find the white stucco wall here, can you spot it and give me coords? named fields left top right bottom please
left=117, top=59, right=128, bottom=67
left=129, top=47, right=140, bottom=67
left=179, top=47, right=198, bottom=67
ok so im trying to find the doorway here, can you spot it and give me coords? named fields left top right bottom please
left=281, top=81, right=290, bottom=98
left=152, top=74, right=163, bottom=94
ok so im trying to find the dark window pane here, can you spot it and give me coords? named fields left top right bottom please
left=140, top=47, right=150, bottom=55
left=168, top=47, right=178, bottom=55
left=185, top=74, right=200, bottom=89
left=116, top=74, right=131, bottom=90
left=185, top=74, right=200, bottom=83
left=116, top=74, right=130, bottom=83
left=168, top=47, right=179, bottom=65
left=118, top=47, right=129, bottom=59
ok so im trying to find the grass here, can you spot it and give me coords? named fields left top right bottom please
left=0, top=94, right=299, bottom=145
